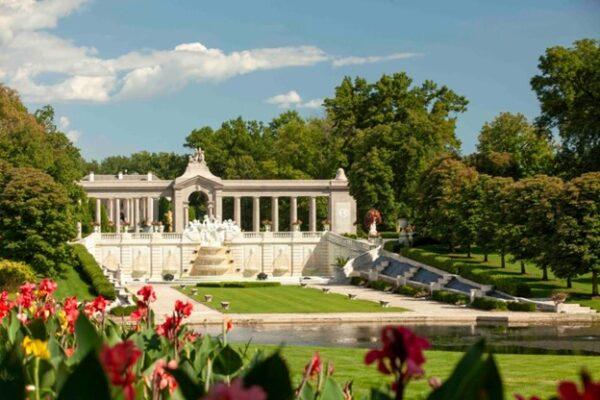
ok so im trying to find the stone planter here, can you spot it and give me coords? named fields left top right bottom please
left=204, top=294, right=213, bottom=302
left=292, top=224, right=301, bottom=232
left=263, top=224, right=272, bottom=232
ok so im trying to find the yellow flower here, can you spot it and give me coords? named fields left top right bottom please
left=57, top=310, right=68, bottom=332
left=22, top=336, right=50, bottom=359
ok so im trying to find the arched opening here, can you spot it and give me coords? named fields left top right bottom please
left=188, top=191, right=209, bottom=222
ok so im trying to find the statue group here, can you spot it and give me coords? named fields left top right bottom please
left=183, top=215, right=241, bottom=247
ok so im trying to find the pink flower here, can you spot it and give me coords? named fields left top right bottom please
left=152, top=359, right=178, bottom=394
left=130, top=302, right=148, bottom=323
left=99, top=341, right=142, bottom=400
left=33, top=301, right=56, bottom=321
left=137, top=285, right=156, bottom=304
left=16, top=282, right=36, bottom=308
left=38, top=279, right=57, bottom=298
left=174, top=300, right=193, bottom=317
left=202, top=379, right=266, bottom=400
left=304, top=352, right=322, bottom=379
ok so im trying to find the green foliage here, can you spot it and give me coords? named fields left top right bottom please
left=470, top=112, right=554, bottom=178
left=506, top=302, right=536, bottom=312
left=71, top=244, right=116, bottom=299
left=431, top=290, right=469, bottom=305
left=0, top=167, right=75, bottom=275
left=350, top=276, right=367, bottom=286
left=531, top=39, right=600, bottom=176
left=395, top=284, right=421, bottom=297
left=87, top=151, right=188, bottom=180
left=471, top=297, right=508, bottom=311
left=0, top=259, right=35, bottom=292
left=194, top=281, right=281, bottom=288
left=108, top=305, right=137, bottom=316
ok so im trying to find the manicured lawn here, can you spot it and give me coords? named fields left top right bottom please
left=178, top=285, right=406, bottom=313
left=402, top=245, right=600, bottom=312
left=54, top=264, right=95, bottom=301
left=246, top=344, right=600, bottom=399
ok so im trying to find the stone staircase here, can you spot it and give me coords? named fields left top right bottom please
left=556, top=303, right=597, bottom=314
left=190, top=245, right=234, bottom=276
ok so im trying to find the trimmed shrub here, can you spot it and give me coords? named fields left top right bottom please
left=109, top=305, right=137, bottom=316
left=383, top=240, right=400, bottom=253
left=367, top=280, right=391, bottom=291
left=471, top=297, right=507, bottom=311
left=0, top=259, right=36, bottom=291
left=395, top=285, right=420, bottom=297
left=72, top=244, right=116, bottom=300
left=379, top=232, right=399, bottom=239
left=514, top=283, right=532, bottom=297
left=163, top=273, right=174, bottom=281
left=195, top=282, right=281, bottom=288
left=256, top=272, right=268, bottom=280
left=431, top=290, right=469, bottom=305
left=350, top=276, right=366, bottom=286
left=507, top=301, right=536, bottom=312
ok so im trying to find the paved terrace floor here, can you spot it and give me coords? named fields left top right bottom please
left=127, top=283, right=599, bottom=326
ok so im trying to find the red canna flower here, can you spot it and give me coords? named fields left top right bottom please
left=365, top=326, right=430, bottom=397
left=137, top=285, right=156, bottom=304
left=304, top=352, right=322, bottom=379
left=16, top=282, right=36, bottom=308
left=84, top=295, right=108, bottom=318
left=226, top=319, right=234, bottom=333
left=100, top=341, right=142, bottom=400
left=130, top=302, right=148, bottom=323
left=63, top=296, right=79, bottom=333
left=557, top=371, right=600, bottom=400
left=152, top=359, right=178, bottom=394
left=64, top=347, right=75, bottom=357
left=202, top=378, right=266, bottom=400
left=37, top=279, right=57, bottom=298
left=156, top=316, right=179, bottom=340
left=34, top=301, right=56, bottom=321
left=174, top=300, right=193, bottom=317
left=0, top=291, right=13, bottom=319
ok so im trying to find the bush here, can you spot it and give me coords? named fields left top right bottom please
left=256, top=272, right=268, bottom=280
left=514, top=283, right=532, bottom=297
left=383, top=240, right=400, bottom=253
left=367, top=280, right=392, bottom=291
left=71, top=244, right=116, bottom=300
left=195, top=282, right=281, bottom=288
left=395, top=285, right=420, bottom=297
left=0, top=259, right=36, bottom=291
left=379, top=232, right=399, bottom=239
left=471, top=297, right=508, bottom=311
left=506, top=301, right=536, bottom=312
left=109, top=305, right=137, bottom=316
left=431, top=290, right=469, bottom=305
left=350, top=276, right=366, bottom=286
left=163, top=273, right=174, bottom=281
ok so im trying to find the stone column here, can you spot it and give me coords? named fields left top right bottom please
left=95, top=198, right=101, bottom=224
left=309, top=196, right=317, bottom=232
left=134, top=198, right=140, bottom=233
left=140, top=197, right=146, bottom=224
left=253, top=197, right=260, bottom=232
left=183, top=203, right=189, bottom=228
left=147, top=197, right=154, bottom=224
left=271, top=196, right=279, bottom=232
left=215, top=192, right=223, bottom=222
left=233, top=196, right=241, bottom=226
left=153, top=198, right=159, bottom=222
left=108, top=199, right=114, bottom=223
left=208, top=202, right=214, bottom=219
left=290, top=196, right=298, bottom=229
left=115, top=198, right=121, bottom=232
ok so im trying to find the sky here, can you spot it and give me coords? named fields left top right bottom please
left=0, top=0, right=598, bottom=160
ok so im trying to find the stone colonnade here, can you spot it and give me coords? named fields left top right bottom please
left=94, top=196, right=159, bottom=232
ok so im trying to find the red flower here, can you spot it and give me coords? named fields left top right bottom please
left=156, top=316, right=179, bottom=340
left=84, top=295, right=108, bottom=318
left=202, top=379, right=266, bottom=400
left=304, top=352, right=322, bottom=379
left=152, top=359, right=178, bottom=394
left=226, top=319, right=234, bottom=333
left=16, top=282, right=36, bottom=308
left=514, top=395, right=542, bottom=400
left=64, top=347, right=75, bottom=357
left=100, top=341, right=142, bottom=400
left=34, top=301, right=56, bottom=321
left=174, top=300, right=193, bottom=317
left=38, top=278, right=57, bottom=298
left=63, top=296, right=79, bottom=333
left=365, top=326, right=430, bottom=377
left=0, top=291, right=13, bottom=319
left=137, top=285, right=156, bottom=304
left=130, top=302, right=148, bottom=323
left=557, top=371, right=600, bottom=400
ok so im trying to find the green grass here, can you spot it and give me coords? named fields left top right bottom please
left=402, top=245, right=600, bottom=312
left=178, top=285, right=406, bottom=313
left=54, top=263, right=95, bottom=301
left=245, top=344, right=599, bottom=399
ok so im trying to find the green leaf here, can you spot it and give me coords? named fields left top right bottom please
left=320, top=377, right=346, bottom=400
left=244, top=352, right=293, bottom=400
left=69, top=314, right=102, bottom=365
left=0, top=346, right=26, bottom=400
left=26, top=318, right=48, bottom=340
left=57, top=351, right=110, bottom=400
left=369, top=388, right=394, bottom=400
left=168, top=367, right=205, bottom=400
left=213, top=344, right=243, bottom=376
left=7, top=311, right=20, bottom=344
left=298, top=382, right=316, bottom=400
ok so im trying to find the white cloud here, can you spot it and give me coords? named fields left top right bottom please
left=66, top=129, right=81, bottom=143
left=332, top=52, right=422, bottom=67
left=58, top=114, right=81, bottom=143
left=0, top=0, right=421, bottom=103
left=58, top=115, right=70, bottom=129
left=266, top=91, right=322, bottom=109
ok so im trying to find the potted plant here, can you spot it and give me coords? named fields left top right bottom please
left=292, top=219, right=303, bottom=232
left=262, top=219, right=272, bottom=232
left=322, top=219, right=330, bottom=231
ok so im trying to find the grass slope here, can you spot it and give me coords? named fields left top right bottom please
left=402, top=245, right=600, bottom=311
left=246, top=344, right=599, bottom=399
left=54, top=264, right=95, bottom=301
left=179, top=286, right=406, bottom=313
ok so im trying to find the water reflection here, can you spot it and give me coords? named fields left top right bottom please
left=195, top=323, right=600, bottom=355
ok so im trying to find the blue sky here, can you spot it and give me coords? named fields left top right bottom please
left=1, top=0, right=598, bottom=160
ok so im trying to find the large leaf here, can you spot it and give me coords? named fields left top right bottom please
left=369, top=388, right=394, bottom=400
left=0, top=346, right=26, bottom=400
left=212, top=344, right=243, bottom=376
left=168, top=367, right=205, bottom=400
left=26, top=318, right=49, bottom=340
left=7, top=311, right=20, bottom=344
left=57, top=351, right=110, bottom=400
left=320, top=377, right=346, bottom=400
left=244, top=352, right=293, bottom=400
left=298, top=382, right=316, bottom=400
left=69, top=314, right=102, bottom=365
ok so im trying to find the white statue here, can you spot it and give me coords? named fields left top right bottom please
left=369, top=221, right=378, bottom=237
left=189, top=148, right=205, bottom=164
left=183, top=215, right=241, bottom=247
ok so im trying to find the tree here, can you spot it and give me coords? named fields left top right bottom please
left=506, top=175, right=565, bottom=279
left=415, top=158, right=480, bottom=254
left=476, top=175, right=514, bottom=265
left=88, top=151, right=188, bottom=180
left=471, top=112, right=554, bottom=178
left=549, top=172, right=600, bottom=294
left=324, top=73, right=468, bottom=223
left=0, top=167, right=75, bottom=275
left=531, top=39, right=600, bottom=176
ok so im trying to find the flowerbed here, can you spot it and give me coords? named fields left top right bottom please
left=0, top=279, right=596, bottom=400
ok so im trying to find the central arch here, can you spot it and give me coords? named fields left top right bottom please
left=188, top=191, right=209, bottom=222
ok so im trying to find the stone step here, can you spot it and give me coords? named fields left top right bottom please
left=557, top=303, right=597, bottom=314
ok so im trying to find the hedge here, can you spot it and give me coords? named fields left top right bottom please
left=367, top=280, right=393, bottom=291
left=506, top=301, right=536, bottom=312
left=109, top=305, right=137, bottom=316
left=400, top=247, right=532, bottom=298
left=72, top=244, right=116, bottom=300
left=471, top=297, right=508, bottom=311
left=349, top=276, right=367, bottom=286
left=431, top=290, right=469, bottom=305
left=0, top=259, right=36, bottom=291
left=195, top=281, right=281, bottom=288
left=395, top=284, right=421, bottom=297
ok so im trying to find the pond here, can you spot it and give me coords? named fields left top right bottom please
left=197, top=323, right=600, bottom=355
